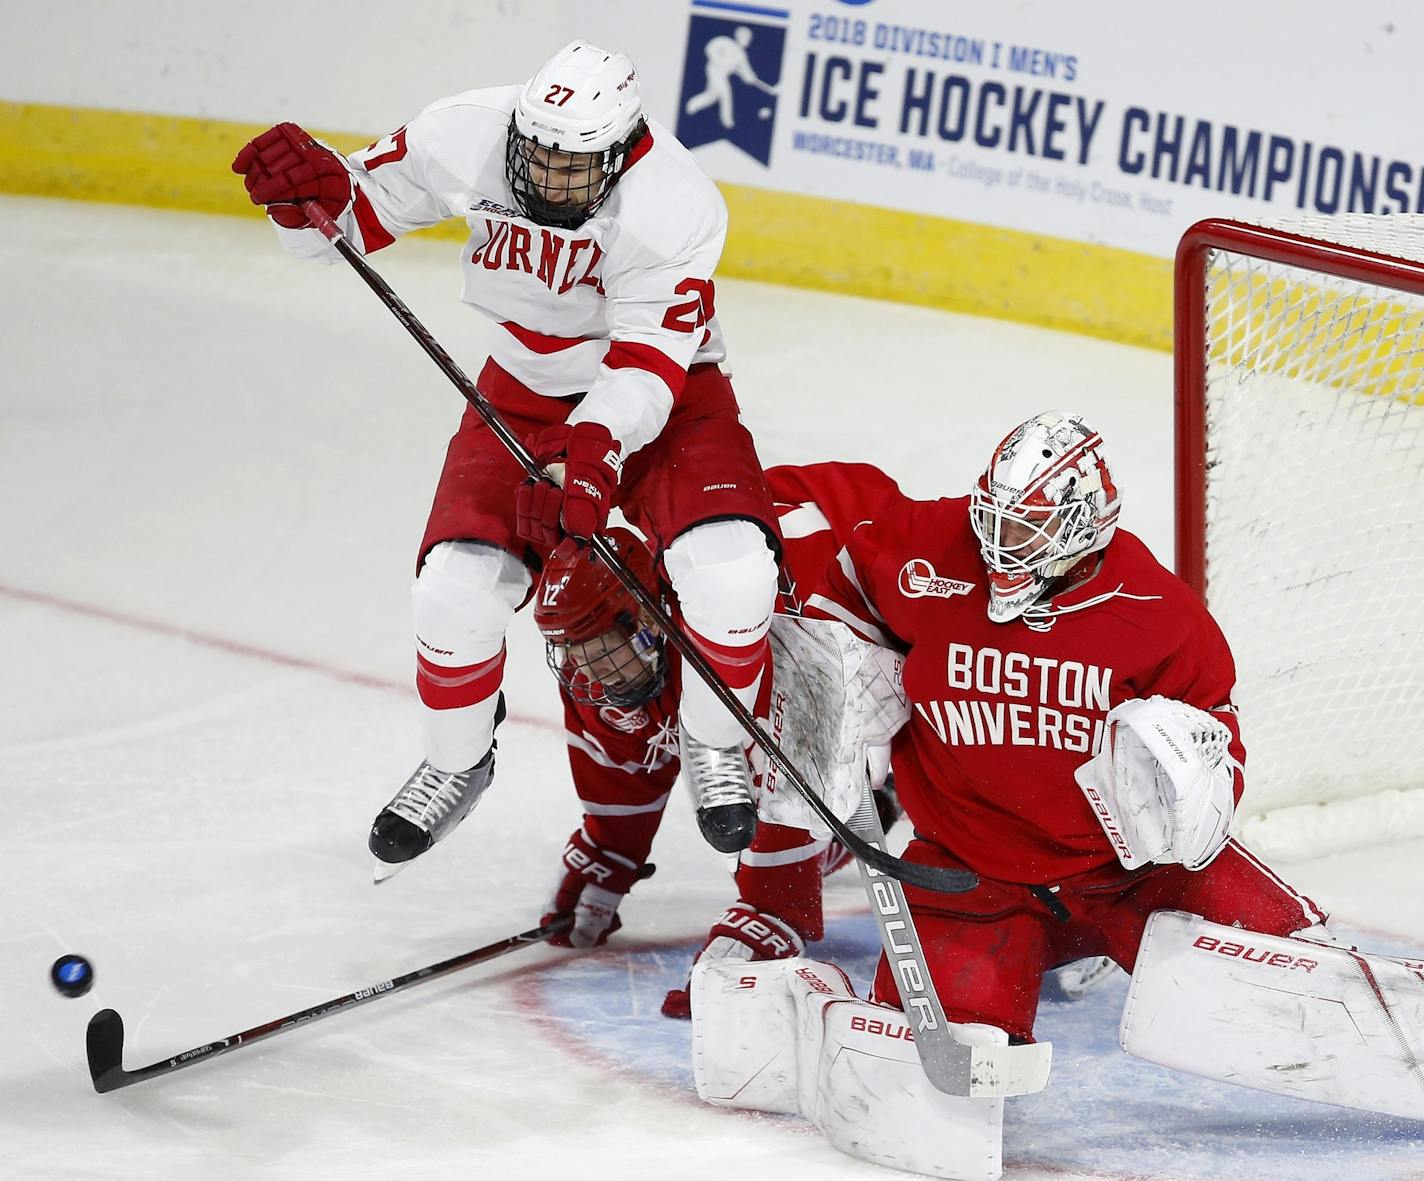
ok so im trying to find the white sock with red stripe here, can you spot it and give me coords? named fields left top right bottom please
left=664, top=520, right=777, bottom=748
left=413, top=541, right=530, bottom=771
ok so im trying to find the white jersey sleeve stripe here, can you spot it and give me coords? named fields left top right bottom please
left=836, top=545, right=889, bottom=626
left=777, top=502, right=832, bottom=540
left=565, top=729, right=675, bottom=774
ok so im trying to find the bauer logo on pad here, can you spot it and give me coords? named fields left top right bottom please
left=675, top=0, right=788, bottom=166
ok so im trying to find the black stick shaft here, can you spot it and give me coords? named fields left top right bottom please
left=295, top=202, right=974, bottom=898
left=88, top=917, right=571, bottom=1093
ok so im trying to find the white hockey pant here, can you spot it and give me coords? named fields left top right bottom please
left=692, top=957, right=1008, bottom=1181
left=663, top=519, right=778, bottom=749
left=1122, top=909, right=1424, bottom=1120
left=412, top=541, right=530, bottom=772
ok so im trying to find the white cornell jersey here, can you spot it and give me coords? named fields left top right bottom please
left=273, top=86, right=730, bottom=456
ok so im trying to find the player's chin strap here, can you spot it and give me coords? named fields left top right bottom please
left=293, top=200, right=975, bottom=899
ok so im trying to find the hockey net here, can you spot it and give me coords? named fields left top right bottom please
left=1176, top=216, right=1424, bottom=861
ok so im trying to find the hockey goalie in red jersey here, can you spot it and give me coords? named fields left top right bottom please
left=231, top=42, right=782, bottom=876
left=805, top=410, right=1329, bottom=1040
left=689, top=414, right=1424, bottom=1180
left=528, top=461, right=908, bottom=1016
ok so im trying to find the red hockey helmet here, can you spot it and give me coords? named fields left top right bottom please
left=533, top=529, right=665, bottom=707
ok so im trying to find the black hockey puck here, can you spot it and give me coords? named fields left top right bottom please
left=51, top=954, right=95, bottom=998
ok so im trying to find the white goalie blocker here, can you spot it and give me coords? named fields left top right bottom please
left=757, top=615, right=910, bottom=835
left=692, top=958, right=1049, bottom=1181
left=1123, top=910, right=1424, bottom=1120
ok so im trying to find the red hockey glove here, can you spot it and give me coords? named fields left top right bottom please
left=231, top=123, right=353, bottom=229
left=661, top=901, right=805, bottom=1019
left=516, top=422, right=622, bottom=547
left=542, top=828, right=655, bottom=949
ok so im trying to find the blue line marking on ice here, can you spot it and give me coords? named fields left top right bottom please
left=526, top=914, right=1424, bottom=1179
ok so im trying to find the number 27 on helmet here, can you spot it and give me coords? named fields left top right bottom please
left=505, top=40, right=647, bottom=230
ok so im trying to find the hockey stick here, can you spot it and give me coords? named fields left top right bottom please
left=296, top=200, right=975, bottom=898
left=86, top=916, right=571, bottom=1093
left=848, top=785, right=1052, bottom=1097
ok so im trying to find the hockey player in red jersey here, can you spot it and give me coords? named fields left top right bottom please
left=692, top=417, right=1423, bottom=1176
left=803, top=411, right=1328, bottom=1044
left=529, top=461, right=908, bottom=1017
left=230, top=42, right=782, bottom=875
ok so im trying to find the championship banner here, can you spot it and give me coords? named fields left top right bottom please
left=576, top=0, right=1424, bottom=258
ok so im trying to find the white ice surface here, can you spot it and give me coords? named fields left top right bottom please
left=2, top=197, right=1421, bottom=1179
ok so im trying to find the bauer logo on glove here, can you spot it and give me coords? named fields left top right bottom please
left=1074, top=695, right=1239, bottom=872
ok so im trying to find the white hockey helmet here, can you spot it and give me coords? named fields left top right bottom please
left=969, top=411, right=1121, bottom=623
left=506, top=41, right=646, bottom=229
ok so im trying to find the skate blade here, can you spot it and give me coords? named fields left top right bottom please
left=372, top=858, right=411, bottom=884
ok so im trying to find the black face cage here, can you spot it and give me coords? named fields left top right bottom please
left=505, top=116, right=646, bottom=230
left=545, top=614, right=666, bottom=708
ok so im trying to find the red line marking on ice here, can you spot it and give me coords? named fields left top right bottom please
left=0, top=582, right=558, bottom=733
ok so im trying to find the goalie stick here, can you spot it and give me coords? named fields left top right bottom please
left=848, top=785, right=1052, bottom=1097
left=86, top=916, right=571, bottom=1094
left=295, top=199, right=976, bottom=899
left=847, top=782, right=970, bottom=1093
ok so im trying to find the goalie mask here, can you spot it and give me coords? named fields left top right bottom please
left=506, top=41, right=646, bottom=230
left=969, top=411, right=1120, bottom=623
left=533, top=529, right=666, bottom=708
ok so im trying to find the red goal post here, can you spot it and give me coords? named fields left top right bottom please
left=1174, top=217, right=1424, bottom=860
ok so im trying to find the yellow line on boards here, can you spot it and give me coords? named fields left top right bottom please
left=720, top=184, right=1170, bottom=351
left=0, top=101, right=1171, bottom=351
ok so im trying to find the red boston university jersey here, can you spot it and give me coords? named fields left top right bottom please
left=808, top=493, right=1245, bottom=885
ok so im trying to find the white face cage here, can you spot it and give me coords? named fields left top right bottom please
left=505, top=121, right=642, bottom=230
left=546, top=620, right=664, bottom=708
left=968, top=491, right=1097, bottom=576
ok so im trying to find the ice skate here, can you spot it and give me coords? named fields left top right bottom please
left=369, top=696, right=503, bottom=881
left=679, top=720, right=757, bottom=853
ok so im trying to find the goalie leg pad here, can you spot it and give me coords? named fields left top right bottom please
left=788, top=971, right=1006, bottom=1181
left=1121, top=909, right=1424, bottom=1119
left=690, top=957, right=828, bottom=1114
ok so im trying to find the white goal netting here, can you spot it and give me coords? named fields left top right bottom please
left=1194, top=215, right=1424, bottom=860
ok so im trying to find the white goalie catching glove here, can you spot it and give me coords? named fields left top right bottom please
left=1074, top=695, right=1240, bottom=871
left=754, top=616, right=909, bottom=839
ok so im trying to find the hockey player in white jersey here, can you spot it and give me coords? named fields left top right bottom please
left=232, top=42, right=783, bottom=875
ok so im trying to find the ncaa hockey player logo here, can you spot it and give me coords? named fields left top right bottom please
left=676, top=1, right=787, bottom=165
left=898, top=559, right=975, bottom=600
